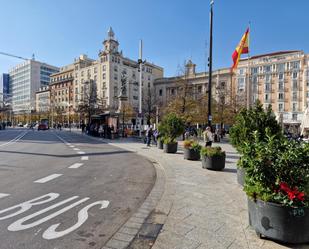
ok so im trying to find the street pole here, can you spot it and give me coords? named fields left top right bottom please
left=138, top=39, right=143, bottom=137
left=207, top=0, right=214, bottom=128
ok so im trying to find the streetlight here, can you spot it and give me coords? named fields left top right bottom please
left=207, top=0, right=214, bottom=127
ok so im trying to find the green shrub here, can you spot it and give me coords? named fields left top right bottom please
left=163, top=137, right=176, bottom=144
left=243, top=129, right=309, bottom=208
left=183, top=140, right=194, bottom=149
left=160, top=113, right=185, bottom=142
left=229, top=100, right=282, bottom=154
left=200, top=146, right=225, bottom=157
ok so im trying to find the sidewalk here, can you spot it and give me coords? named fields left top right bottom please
left=64, top=130, right=308, bottom=249
left=106, top=138, right=309, bottom=249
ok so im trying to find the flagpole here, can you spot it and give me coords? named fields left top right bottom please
left=246, top=22, right=251, bottom=109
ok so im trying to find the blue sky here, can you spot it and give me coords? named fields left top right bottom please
left=0, top=0, right=308, bottom=77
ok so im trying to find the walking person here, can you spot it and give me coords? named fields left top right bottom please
left=146, top=127, right=153, bottom=147
left=203, top=126, right=213, bottom=147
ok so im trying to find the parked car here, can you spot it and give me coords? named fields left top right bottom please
left=38, top=123, right=48, bottom=131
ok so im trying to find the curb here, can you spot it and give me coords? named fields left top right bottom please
left=60, top=130, right=166, bottom=249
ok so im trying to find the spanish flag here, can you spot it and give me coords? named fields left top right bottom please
left=232, top=28, right=249, bottom=70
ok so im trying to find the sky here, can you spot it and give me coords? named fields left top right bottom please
left=0, top=0, right=308, bottom=77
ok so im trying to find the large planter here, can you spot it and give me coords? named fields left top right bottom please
left=201, top=154, right=225, bottom=170
left=237, top=167, right=245, bottom=186
left=184, top=148, right=200, bottom=160
left=163, top=142, right=178, bottom=153
left=248, top=198, right=309, bottom=244
left=157, top=139, right=164, bottom=150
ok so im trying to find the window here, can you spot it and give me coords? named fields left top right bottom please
left=293, top=103, right=297, bottom=112
left=103, top=73, right=106, bottom=79
left=102, top=82, right=106, bottom=88
left=251, top=67, right=258, bottom=74
left=171, top=89, right=175, bottom=95
left=293, top=80, right=298, bottom=90
left=293, top=92, right=297, bottom=101
left=265, top=83, right=271, bottom=91
left=265, top=94, right=269, bottom=100
left=278, top=82, right=284, bottom=91
left=94, top=75, right=97, bottom=81
left=279, top=103, right=283, bottom=112
left=102, top=65, right=106, bottom=71
left=81, top=71, right=84, bottom=77
left=291, top=61, right=300, bottom=70
left=264, top=65, right=271, bottom=73
left=198, top=86, right=202, bottom=93
left=293, top=72, right=298, bottom=79
left=114, top=66, right=118, bottom=72
left=159, top=89, right=163, bottom=96
left=239, top=68, right=244, bottom=75
left=114, top=74, right=118, bottom=80
left=279, top=73, right=284, bottom=80
left=277, top=63, right=285, bottom=72
left=265, top=75, right=271, bottom=82
left=75, top=87, right=78, bottom=93
left=307, top=91, right=309, bottom=98
left=278, top=93, right=284, bottom=100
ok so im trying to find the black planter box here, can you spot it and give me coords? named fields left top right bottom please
left=237, top=167, right=245, bottom=186
left=201, top=155, right=225, bottom=170
left=184, top=148, right=200, bottom=160
left=248, top=198, right=309, bottom=244
left=163, top=143, right=178, bottom=153
left=157, top=140, right=164, bottom=149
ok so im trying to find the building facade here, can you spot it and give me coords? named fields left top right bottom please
left=8, top=60, right=58, bottom=114
left=235, top=50, right=309, bottom=131
left=49, top=66, right=74, bottom=124
left=35, top=86, right=50, bottom=113
left=0, top=73, right=10, bottom=107
left=73, top=27, right=163, bottom=113
left=154, top=60, right=232, bottom=112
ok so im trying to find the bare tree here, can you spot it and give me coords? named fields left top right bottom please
left=142, top=86, right=160, bottom=125
left=77, top=79, right=107, bottom=124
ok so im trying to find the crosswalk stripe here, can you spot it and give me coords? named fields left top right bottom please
left=81, top=156, right=89, bottom=161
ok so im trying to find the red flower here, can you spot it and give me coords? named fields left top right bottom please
left=279, top=182, right=305, bottom=201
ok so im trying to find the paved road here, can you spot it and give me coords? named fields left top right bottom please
left=0, top=128, right=155, bottom=249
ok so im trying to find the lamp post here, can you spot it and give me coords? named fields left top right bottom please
left=207, top=0, right=214, bottom=127
left=138, top=39, right=143, bottom=137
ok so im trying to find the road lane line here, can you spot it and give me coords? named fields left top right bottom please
left=34, top=174, right=63, bottom=183
left=69, top=163, right=84, bottom=169
left=0, top=131, right=27, bottom=147
left=0, top=193, right=10, bottom=199
left=81, top=156, right=88, bottom=161
left=77, top=151, right=85, bottom=154
left=73, top=148, right=80, bottom=151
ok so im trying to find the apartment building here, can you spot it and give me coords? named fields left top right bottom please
left=49, top=66, right=74, bottom=119
left=73, top=27, right=163, bottom=113
left=0, top=73, right=10, bottom=107
left=235, top=50, right=309, bottom=131
left=8, top=60, right=58, bottom=114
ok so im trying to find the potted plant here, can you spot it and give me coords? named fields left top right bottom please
left=229, top=101, right=282, bottom=185
left=160, top=113, right=185, bottom=154
left=183, top=140, right=201, bottom=160
left=244, top=129, right=309, bottom=243
left=157, top=123, right=167, bottom=150
left=200, top=146, right=225, bottom=170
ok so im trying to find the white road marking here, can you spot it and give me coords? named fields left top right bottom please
left=0, top=192, right=110, bottom=240
left=34, top=174, right=62, bottom=183
left=69, top=163, right=84, bottom=169
left=81, top=156, right=89, bottom=161
left=0, top=132, right=27, bottom=147
left=66, top=143, right=71, bottom=146
left=73, top=148, right=80, bottom=151
left=0, top=193, right=10, bottom=199
left=42, top=200, right=109, bottom=240
left=69, top=145, right=75, bottom=148
left=77, top=151, right=85, bottom=154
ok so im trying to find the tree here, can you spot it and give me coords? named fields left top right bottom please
left=77, top=79, right=107, bottom=124
left=142, top=86, right=160, bottom=125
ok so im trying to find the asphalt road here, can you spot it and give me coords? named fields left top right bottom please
left=0, top=128, right=156, bottom=249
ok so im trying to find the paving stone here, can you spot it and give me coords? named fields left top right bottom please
left=105, top=239, right=129, bottom=249
left=113, top=232, right=135, bottom=242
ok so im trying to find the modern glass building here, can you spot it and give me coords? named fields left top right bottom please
left=8, top=60, right=58, bottom=114
left=0, top=73, right=9, bottom=107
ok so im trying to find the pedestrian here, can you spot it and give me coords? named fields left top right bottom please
left=203, top=126, right=213, bottom=147
left=146, top=127, right=153, bottom=147
left=81, top=122, right=86, bottom=133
